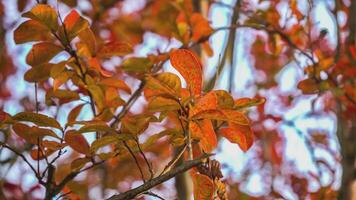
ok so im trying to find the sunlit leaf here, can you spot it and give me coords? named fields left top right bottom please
left=297, top=78, right=319, bottom=94
left=24, top=63, right=53, bottom=82
left=170, top=49, right=202, bottom=95
left=60, top=10, right=89, bottom=42
left=147, top=96, right=180, bottom=112
left=13, top=112, right=61, bottom=130
left=90, top=135, right=125, bottom=153
left=67, top=104, right=85, bottom=124
left=22, top=4, right=58, bottom=30
left=71, top=157, right=91, bottom=171
left=78, top=28, right=96, bottom=56
left=14, top=20, right=52, bottom=44
left=145, top=72, right=182, bottom=99
left=193, top=173, right=214, bottom=200
left=87, top=84, right=105, bottom=112
left=64, top=130, right=90, bottom=155
left=189, top=119, right=217, bottom=153
left=122, top=57, right=153, bottom=73
left=26, top=42, right=63, bottom=66
left=78, top=121, right=115, bottom=133
left=220, top=123, right=254, bottom=152
left=99, top=78, right=131, bottom=94
left=97, top=41, right=133, bottom=58
left=234, top=97, right=266, bottom=110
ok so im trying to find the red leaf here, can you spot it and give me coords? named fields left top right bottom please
left=170, top=49, right=202, bottom=96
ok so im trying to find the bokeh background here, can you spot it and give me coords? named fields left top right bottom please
left=1, top=0, right=354, bottom=199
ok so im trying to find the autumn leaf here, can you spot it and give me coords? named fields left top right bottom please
left=170, top=49, right=202, bottom=96
left=60, top=10, right=89, bottom=42
left=22, top=4, right=58, bottom=31
left=90, top=135, right=127, bottom=153
left=190, top=13, right=213, bottom=42
left=26, top=42, right=63, bottom=66
left=12, top=123, right=60, bottom=144
left=14, top=20, right=52, bottom=44
left=24, top=63, right=54, bottom=82
left=189, top=119, right=217, bottom=153
left=297, top=78, right=319, bottom=94
left=78, top=121, right=115, bottom=133
left=64, top=130, right=90, bottom=155
left=99, top=78, right=131, bottom=94
left=193, top=173, right=215, bottom=200
left=78, top=28, right=96, bottom=56
left=13, top=112, right=62, bottom=130
left=97, top=41, right=133, bottom=58
left=234, top=97, right=266, bottom=110
left=220, top=123, right=254, bottom=152
left=122, top=57, right=153, bottom=73
left=71, top=157, right=91, bottom=171
left=147, top=96, right=180, bottom=112
left=145, top=72, right=182, bottom=99
left=67, top=104, right=85, bottom=124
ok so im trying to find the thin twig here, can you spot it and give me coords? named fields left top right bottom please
left=124, top=141, right=146, bottom=182
left=134, top=138, right=154, bottom=179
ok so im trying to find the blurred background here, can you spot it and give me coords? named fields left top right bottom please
left=0, top=0, right=355, bottom=199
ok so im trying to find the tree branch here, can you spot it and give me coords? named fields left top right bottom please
left=106, top=154, right=211, bottom=200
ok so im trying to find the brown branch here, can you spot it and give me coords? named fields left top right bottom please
left=106, top=154, right=211, bottom=200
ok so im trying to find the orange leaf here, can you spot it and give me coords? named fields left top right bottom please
left=189, top=119, right=217, bottom=153
left=297, top=78, right=319, bottom=94
left=234, top=97, right=266, bottom=110
left=192, top=173, right=215, bottom=200
left=170, top=49, right=202, bottom=96
left=61, top=10, right=89, bottom=41
left=190, top=92, right=218, bottom=117
left=190, top=13, right=213, bottom=42
left=220, top=123, right=254, bottom=152
left=14, top=20, right=52, bottom=44
left=99, top=78, right=131, bottom=94
left=64, top=130, right=90, bottom=155
left=67, top=104, right=85, bottom=123
left=26, top=42, right=63, bottom=66
left=97, top=41, right=133, bottom=58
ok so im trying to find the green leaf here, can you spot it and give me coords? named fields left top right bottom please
left=14, top=20, right=52, bottom=44
left=147, top=96, right=180, bottom=112
left=22, top=4, right=58, bottom=31
left=13, top=112, right=62, bottom=130
left=24, top=63, right=53, bottom=82
left=122, top=57, right=153, bottom=73
left=26, top=42, right=63, bottom=66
